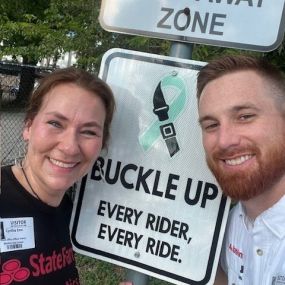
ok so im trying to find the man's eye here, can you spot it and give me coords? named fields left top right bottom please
left=239, top=114, right=255, bottom=121
left=204, top=123, right=218, bottom=131
left=48, top=121, right=61, bottom=128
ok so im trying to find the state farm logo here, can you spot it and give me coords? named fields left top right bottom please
left=0, top=246, right=75, bottom=284
left=0, top=259, right=30, bottom=284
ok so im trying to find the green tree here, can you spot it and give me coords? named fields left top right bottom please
left=0, top=0, right=170, bottom=71
left=1, top=0, right=52, bottom=64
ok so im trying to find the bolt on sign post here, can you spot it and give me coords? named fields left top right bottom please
left=70, top=49, right=231, bottom=285
left=99, top=0, right=285, bottom=52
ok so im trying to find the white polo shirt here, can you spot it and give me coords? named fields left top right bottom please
left=220, top=194, right=285, bottom=285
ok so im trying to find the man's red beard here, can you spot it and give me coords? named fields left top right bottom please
left=206, top=141, right=285, bottom=201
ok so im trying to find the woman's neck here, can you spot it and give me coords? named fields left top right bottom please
left=11, top=164, right=64, bottom=207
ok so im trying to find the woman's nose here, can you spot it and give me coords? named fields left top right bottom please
left=58, top=130, right=80, bottom=155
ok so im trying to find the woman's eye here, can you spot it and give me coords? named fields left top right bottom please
left=81, top=130, right=98, bottom=136
left=48, top=120, right=61, bottom=128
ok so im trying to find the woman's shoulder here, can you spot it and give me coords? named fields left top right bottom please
left=1, top=165, right=15, bottom=188
left=1, top=164, right=13, bottom=175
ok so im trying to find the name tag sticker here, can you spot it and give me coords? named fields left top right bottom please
left=0, top=217, right=35, bottom=252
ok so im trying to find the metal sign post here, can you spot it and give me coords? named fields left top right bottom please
left=170, top=42, right=194, bottom=60
left=126, top=269, right=150, bottom=285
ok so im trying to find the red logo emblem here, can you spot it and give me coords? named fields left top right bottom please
left=0, top=259, right=30, bottom=284
left=229, top=243, right=244, bottom=259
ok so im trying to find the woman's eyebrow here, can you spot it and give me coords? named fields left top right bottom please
left=45, top=111, right=103, bottom=129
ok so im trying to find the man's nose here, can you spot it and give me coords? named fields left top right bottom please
left=217, top=124, right=240, bottom=150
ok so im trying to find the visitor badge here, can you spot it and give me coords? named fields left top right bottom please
left=0, top=217, right=35, bottom=252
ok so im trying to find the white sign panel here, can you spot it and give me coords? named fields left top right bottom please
left=71, top=49, right=231, bottom=285
left=99, top=0, right=285, bottom=52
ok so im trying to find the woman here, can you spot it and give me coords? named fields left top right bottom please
left=0, top=67, right=115, bottom=285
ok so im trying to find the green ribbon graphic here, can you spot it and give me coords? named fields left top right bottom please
left=139, top=74, right=187, bottom=151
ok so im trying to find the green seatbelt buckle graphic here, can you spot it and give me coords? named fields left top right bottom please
left=139, top=72, right=187, bottom=157
left=160, top=123, right=180, bottom=157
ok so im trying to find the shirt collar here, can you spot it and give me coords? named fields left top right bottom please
left=261, top=194, right=285, bottom=239
left=238, top=194, right=285, bottom=239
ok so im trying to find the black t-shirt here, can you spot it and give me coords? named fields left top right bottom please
left=0, top=166, right=80, bottom=285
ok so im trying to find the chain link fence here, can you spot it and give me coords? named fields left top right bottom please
left=1, top=61, right=54, bottom=166
left=1, top=112, right=25, bottom=166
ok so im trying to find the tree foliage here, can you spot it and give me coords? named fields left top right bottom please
left=1, top=0, right=285, bottom=73
left=0, top=0, right=169, bottom=72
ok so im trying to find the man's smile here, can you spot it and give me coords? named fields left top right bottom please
left=224, top=154, right=254, bottom=166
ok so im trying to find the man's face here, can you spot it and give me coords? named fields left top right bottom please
left=198, top=70, right=285, bottom=201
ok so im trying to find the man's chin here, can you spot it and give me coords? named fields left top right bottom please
left=213, top=172, right=261, bottom=201
left=222, top=188, right=255, bottom=201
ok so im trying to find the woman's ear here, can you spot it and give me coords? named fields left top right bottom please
left=23, top=120, right=32, bottom=141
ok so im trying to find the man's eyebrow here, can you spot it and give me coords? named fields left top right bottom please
left=231, top=104, right=260, bottom=113
left=198, top=115, right=216, bottom=125
left=198, top=103, right=260, bottom=125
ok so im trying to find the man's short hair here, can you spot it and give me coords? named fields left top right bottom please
left=196, top=55, right=285, bottom=110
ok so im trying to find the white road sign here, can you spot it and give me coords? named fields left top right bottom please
left=70, top=49, right=231, bottom=285
left=99, top=0, right=285, bottom=52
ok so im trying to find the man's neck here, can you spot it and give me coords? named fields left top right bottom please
left=241, top=176, right=285, bottom=220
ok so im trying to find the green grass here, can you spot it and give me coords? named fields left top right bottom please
left=75, top=254, right=173, bottom=285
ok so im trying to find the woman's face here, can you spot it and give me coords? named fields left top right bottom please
left=23, top=83, right=106, bottom=204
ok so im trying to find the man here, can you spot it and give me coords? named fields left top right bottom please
left=197, top=55, right=285, bottom=284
